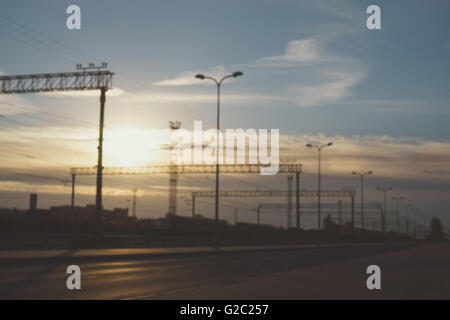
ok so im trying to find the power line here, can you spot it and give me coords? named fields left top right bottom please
left=0, top=16, right=209, bottom=122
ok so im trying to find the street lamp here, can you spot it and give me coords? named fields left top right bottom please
left=377, top=186, right=392, bottom=233
left=392, top=196, right=405, bottom=234
left=195, top=71, right=243, bottom=246
left=306, top=142, right=333, bottom=230
left=352, top=170, right=373, bottom=230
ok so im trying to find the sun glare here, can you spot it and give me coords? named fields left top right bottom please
left=103, top=128, right=168, bottom=166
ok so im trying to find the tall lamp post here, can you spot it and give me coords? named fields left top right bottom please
left=306, top=142, right=333, bottom=230
left=392, top=196, right=405, bottom=234
left=195, top=71, right=243, bottom=246
left=352, top=170, right=373, bottom=230
left=377, top=186, right=392, bottom=233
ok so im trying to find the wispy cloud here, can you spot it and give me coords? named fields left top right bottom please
left=153, top=36, right=366, bottom=108
left=281, top=134, right=450, bottom=182
left=2, top=126, right=450, bottom=184
left=37, top=87, right=125, bottom=98
left=1, top=129, right=450, bottom=220
left=154, top=65, right=232, bottom=86
left=257, top=39, right=323, bottom=67
left=0, top=95, right=39, bottom=116
left=253, top=36, right=367, bottom=107
left=291, top=70, right=366, bottom=107
left=113, top=91, right=283, bottom=108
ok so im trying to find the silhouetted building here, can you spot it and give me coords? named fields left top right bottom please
left=166, top=213, right=227, bottom=231
left=0, top=208, right=25, bottom=215
left=235, top=222, right=277, bottom=232
left=49, top=205, right=134, bottom=226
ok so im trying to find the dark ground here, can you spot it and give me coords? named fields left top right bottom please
left=0, top=242, right=448, bottom=299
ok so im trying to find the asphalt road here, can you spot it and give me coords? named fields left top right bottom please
left=0, top=242, right=448, bottom=299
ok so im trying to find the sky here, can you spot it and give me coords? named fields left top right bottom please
left=0, top=0, right=449, bottom=229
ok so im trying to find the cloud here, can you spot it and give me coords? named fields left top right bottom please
left=252, top=36, right=367, bottom=107
left=2, top=125, right=448, bottom=184
left=0, top=125, right=172, bottom=169
left=257, top=39, right=322, bottom=67
left=114, top=91, right=283, bottom=108
left=281, top=134, right=450, bottom=182
left=0, top=95, right=39, bottom=116
left=154, top=35, right=366, bottom=108
left=154, top=65, right=232, bottom=86
left=291, top=70, right=366, bottom=107
left=1, top=130, right=449, bottom=220
left=38, top=87, right=124, bottom=97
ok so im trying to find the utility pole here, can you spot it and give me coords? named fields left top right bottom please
left=192, top=195, right=196, bottom=217
left=377, top=186, right=392, bottom=233
left=296, top=171, right=301, bottom=229
left=351, top=194, right=355, bottom=233
left=352, top=170, right=373, bottom=230
left=234, top=208, right=238, bottom=225
left=287, top=175, right=293, bottom=229
left=76, top=63, right=112, bottom=233
left=163, top=121, right=181, bottom=215
left=256, top=205, right=261, bottom=225
left=71, top=173, right=76, bottom=209
left=96, top=87, right=106, bottom=229
left=338, top=200, right=343, bottom=225
left=132, top=189, right=137, bottom=218
left=392, top=196, right=405, bottom=233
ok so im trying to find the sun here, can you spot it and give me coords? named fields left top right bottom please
left=103, top=127, right=168, bottom=166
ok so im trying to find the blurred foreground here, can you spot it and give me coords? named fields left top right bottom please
left=0, top=242, right=448, bottom=299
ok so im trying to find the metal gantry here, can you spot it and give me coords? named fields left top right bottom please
left=192, top=189, right=355, bottom=198
left=0, top=65, right=114, bottom=230
left=70, top=163, right=302, bottom=217
left=71, top=163, right=302, bottom=176
left=191, top=189, right=356, bottom=230
left=0, top=70, right=113, bottom=94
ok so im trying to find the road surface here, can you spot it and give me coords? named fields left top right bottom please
left=0, top=242, right=448, bottom=299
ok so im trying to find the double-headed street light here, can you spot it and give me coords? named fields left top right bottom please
left=352, top=170, right=373, bottom=230
left=306, top=142, right=333, bottom=230
left=195, top=71, right=243, bottom=246
left=392, top=196, right=405, bottom=234
left=377, top=186, right=392, bottom=233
